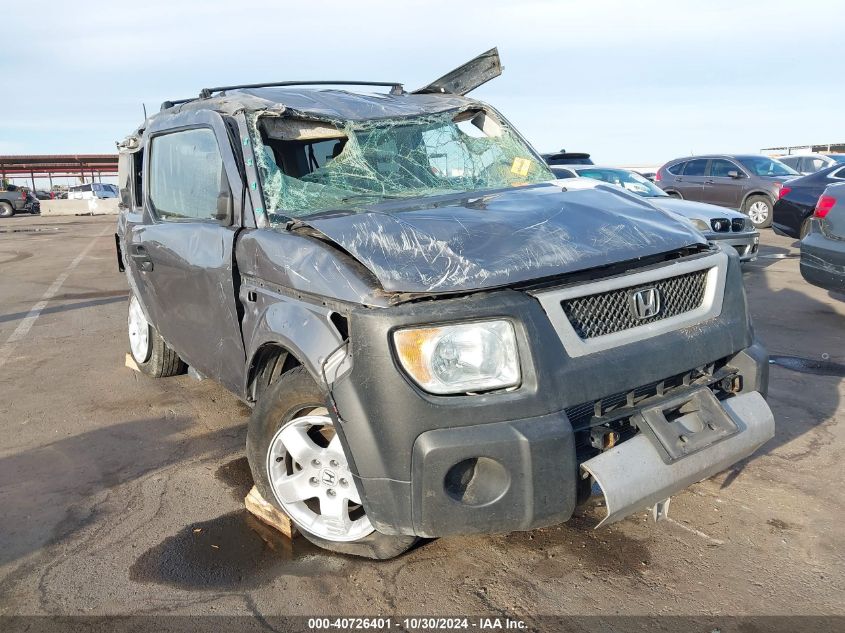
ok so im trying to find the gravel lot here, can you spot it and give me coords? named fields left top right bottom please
left=0, top=215, right=842, bottom=626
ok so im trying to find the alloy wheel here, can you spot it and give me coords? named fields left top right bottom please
left=748, top=201, right=770, bottom=225
left=128, top=296, right=151, bottom=363
left=267, top=409, right=374, bottom=542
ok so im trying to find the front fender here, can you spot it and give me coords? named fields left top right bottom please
left=241, top=288, right=345, bottom=396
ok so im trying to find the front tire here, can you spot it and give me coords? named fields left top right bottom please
left=666, top=191, right=683, bottom=199
left=744, top=195, right=773, bottom=229
left=247, top=367, right=417, bottom=559
left=127, top=294, right=185, bottom=377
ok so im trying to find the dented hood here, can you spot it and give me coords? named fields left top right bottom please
left=305, top=184, right=706, bottom=294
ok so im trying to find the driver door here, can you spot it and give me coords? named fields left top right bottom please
left=124, top=113, right=247, bottom=394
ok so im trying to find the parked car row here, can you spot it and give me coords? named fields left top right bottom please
left=550, top=165, right=759, bottom=261
left=653, top=154, right=798, bottom=229
left=546, top=151, right=841, bottom=292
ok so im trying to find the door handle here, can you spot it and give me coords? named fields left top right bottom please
left=704, top=179, right=714, bottom=184
left=130, top=244, right=154, bottom=272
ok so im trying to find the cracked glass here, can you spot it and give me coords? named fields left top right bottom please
left=250, top=109, right=554, bottom=223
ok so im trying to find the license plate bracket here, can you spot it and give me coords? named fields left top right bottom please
left=631, top=387, right=739, bottom=464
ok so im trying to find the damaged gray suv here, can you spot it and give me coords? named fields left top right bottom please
left=116, top=50, right=774, bottom=559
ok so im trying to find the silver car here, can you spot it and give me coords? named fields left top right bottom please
left=551, top=166, right=760, bottom=262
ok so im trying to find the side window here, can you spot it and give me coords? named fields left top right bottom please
left=683, top=159, right=708, bottom=176
left=808, top=158, right=827, bottom=172
left=779, top=156, right=799, bottom=169
left=667, top=161, right=686, bottom=175
left=709, top=159, right=739, bottom=177
left=831, top=167, right=845, bottom=180
left=148, top=128, right=226, bottom=221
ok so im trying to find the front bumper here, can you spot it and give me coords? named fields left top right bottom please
left=800, top=220, right=845, bottom=293
left=583, top=390, right=773, bottom=527
left=330, top=250, right=769, bottom=537
left=708, top=232, right=760, bottom=262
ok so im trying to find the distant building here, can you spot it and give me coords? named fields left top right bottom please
left=762, top=143, right=845, bottom=156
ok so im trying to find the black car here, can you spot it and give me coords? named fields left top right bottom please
left=801, top=182, right=845, bottom=292
left=772, top=163, right=845, bottom=238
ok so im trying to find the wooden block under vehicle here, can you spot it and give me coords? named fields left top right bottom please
left=244, top=485, right=298, bottom=539
left=125, top=353, right=139, bottom=372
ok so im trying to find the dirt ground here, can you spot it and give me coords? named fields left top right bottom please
left=0, top=215, right=842, bottom=627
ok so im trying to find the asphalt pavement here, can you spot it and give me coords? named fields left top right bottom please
left=0, top=215, right=842, bottom=624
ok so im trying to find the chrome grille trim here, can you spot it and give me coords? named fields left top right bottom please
left=530, top=251, right=728, bottom=358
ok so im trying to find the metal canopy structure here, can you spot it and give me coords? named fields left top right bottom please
left=761, top=143, right=845, bottom=155
left=0, top=154, right=118, bottom=189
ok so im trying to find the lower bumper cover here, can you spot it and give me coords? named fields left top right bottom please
left=710, top=234, right=759, bottom=262
left=411, top=411, right=577, bottom=538
left=582, top=391, right=774, bottom=527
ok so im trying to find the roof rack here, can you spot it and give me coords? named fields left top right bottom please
left=159, top=97, right=195, bottom=111
left=197, top=80, right=405, bottom=99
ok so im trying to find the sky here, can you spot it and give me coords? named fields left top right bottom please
left=2, top=0, right=844, bottom=180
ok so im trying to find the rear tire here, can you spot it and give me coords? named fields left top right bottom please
left=666, top=191, right=682, bottom=199
left=744, top=195, right=773, bottom=229
left=247, top=366, right=418, bottom=559
left=127, top=294, right=185, bottom=377
left=0, top=202, right=14, bottom=218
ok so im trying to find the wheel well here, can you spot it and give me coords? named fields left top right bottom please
left=742, top=191, right=774, bottom=208
left=248, top=344, right=303, bottom=403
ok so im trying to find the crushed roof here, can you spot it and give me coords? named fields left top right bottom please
left=170, top=88, right=478, bottom=122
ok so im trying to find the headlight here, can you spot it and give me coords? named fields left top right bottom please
left=689, top=218, right=710, bottom=232
left=393, top=320, right=520, bottom=394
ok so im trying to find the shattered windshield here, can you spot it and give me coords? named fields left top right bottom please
left=250, top=109, right=554, bottom=222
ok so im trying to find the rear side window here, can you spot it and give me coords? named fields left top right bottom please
left=805, top=157, right=827, bottom=172
left=666, top=161, right=686, bottom=175
left=148, top=128, right=225, bottom=221
left=683, top=159, right=708, bottom=176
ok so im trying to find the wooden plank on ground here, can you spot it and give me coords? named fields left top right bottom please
left=125, top=353, right=139, bottom=372
left=245, top=485, right=298, bottom=539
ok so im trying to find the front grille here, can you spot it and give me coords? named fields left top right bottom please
left=560, top=269, right=709, bottom=339
left=711, top=218, right=731, bottom=232
left=731, top=217, right=747, bottom=232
